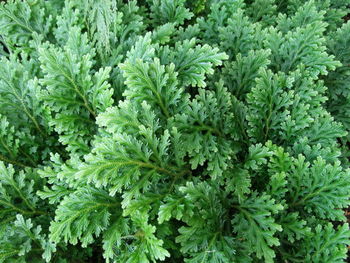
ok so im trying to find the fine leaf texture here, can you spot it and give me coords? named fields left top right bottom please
left=1, top=0, right=350, bottom=262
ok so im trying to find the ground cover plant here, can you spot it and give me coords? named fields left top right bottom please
left=1, top=0, right=350, bottom=262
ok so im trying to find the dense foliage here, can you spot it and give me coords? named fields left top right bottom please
left=1, top=0, right=350, bottom=262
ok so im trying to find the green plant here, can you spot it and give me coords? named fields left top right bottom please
left=1, top=0, right=350, bottom=262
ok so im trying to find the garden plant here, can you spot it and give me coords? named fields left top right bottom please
left=1, top=0, right=350, bottom=262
